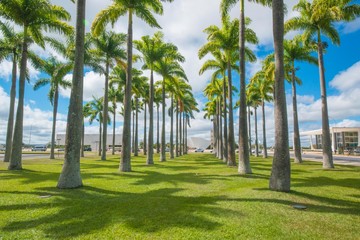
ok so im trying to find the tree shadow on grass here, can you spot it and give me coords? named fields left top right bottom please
left=292, top=176, right=360, bottom=190
left=1, top=187, right=241, bottom=239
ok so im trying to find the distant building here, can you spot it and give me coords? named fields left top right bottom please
left=56, top=134, right=122, bottom=151
left=187, top=137, right=211, bottom=149
left=301, top=127, right=360, bottom=151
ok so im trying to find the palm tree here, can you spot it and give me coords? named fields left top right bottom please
left=154, top=52, right=186, bottom=162
left=221, top=0, right=270, bottom=174
left=57, top=0, right=85, bottom=189
left=134, top=32, right=175, bottom=164
left=0, top=0, right=73, bottom=171
left=32, top=56, right=72, bottom=159
left=249, top=70, right=273, bottom=158
left=108, top=85, right=124, bottom=155
left=82, top=103, right=92, bottom=157
left=90, top=31, right=126, bottom=160
left=92, top=0, right=174, bottom=172
left=154, top=85, right=162, bottom=154
left=269, top=0, right=290, bottom=192
left=285, top=0, right=360, bottom=169
left=283, top=36, right=318, bottom=163
left=0, top=22, right=22, bottom=163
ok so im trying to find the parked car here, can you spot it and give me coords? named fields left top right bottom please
left=165, top=148, right=170, bottom=152
left=83, top=146, right=92, bottom=151
left=31, top=145, right=47, bottom=151
left=194, top=148, right=204, bottom=152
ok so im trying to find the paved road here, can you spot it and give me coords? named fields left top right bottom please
left=267, top=151, right=360, bottom=166
left=0, top=153, right=54, bottom=161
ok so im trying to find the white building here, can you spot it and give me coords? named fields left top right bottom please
left=56, top=134, right=122, bottom=151
left=301, top=127, right=360, bottom=151
left=187, top=137, right=211, bottom=149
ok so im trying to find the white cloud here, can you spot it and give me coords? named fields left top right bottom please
left=330, top=61, right=360, bottom=92
left=341, top=17, right=360, bottom=34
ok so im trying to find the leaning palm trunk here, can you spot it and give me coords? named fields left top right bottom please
left=160, top=80, right=166, bottom=161
left=57, top=0, right=85, bottom=188
left=317, top=32, right=334, bottom=169
left=223, top=78, right=228, bottom=163
left=254, top=106, right=259, bottom=157
left=227, top=62, right=236, bottom=166
left=120, top=9, right=133, bottom=172
left=269, top=0, right=291, bottom=192
left=102, top=62, right=110, bottom=161
left=4, top=52, right=17, bottom=163
left=9, top=27, right=29, bottom=170
left=238, top=0, right=251, bottom=174
left=170, top=96, right=174, bottom=159
left=262, top=101, right=268, bottom=158
left=50, top=87, right=59, bottom=159
left=134, top=98, right=139, bottom=156
left=292, top=69, right=302, bottom=163
left=147, top=70, right=155, bottom=165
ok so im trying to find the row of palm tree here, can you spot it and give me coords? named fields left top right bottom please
left=201, top=0, right=359, bottom=192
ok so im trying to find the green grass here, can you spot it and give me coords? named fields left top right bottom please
left=0, top=153, right=359, bottom=240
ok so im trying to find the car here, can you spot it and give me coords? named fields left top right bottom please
left=165, top=148, right=170, bottom=152
left=31, top=145, right=47, bottom=151
left=194, top=148, right=204, bottom=152
left=0, top=145, right=5, bottom=151
left=83, top=146, right=92, bottom=151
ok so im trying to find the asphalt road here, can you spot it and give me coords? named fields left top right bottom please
left=0, top=153, right=54, bottom=161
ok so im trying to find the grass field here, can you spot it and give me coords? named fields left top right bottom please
left=0, top=153, right=359, bottom=239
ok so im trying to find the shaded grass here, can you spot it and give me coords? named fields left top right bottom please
left=0, top=153, right=359, bottom=239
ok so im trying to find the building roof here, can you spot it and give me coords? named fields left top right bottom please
left=301, top=127, right=360, bottom=136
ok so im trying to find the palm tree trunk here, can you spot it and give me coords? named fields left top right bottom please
left=227, top=62, right=236, bottom=166
left=269, top=0, right=291, bottom=192
left=238, top=0, right=251, bottom=174
left=161, top=80, right=166, bottom=161
left=147, top=70, right=154, bottom=165
left=183, top=113, right=186, bottom=154
left=120, top=8, right=133, bottom=172
left=254, top=107, right=259, bottom=157
left=143, top=103, right=147, bottom=155
left=102, top=62, right=110, bottom=161
left=262, top=101, right=268, bottom=158
left=248, top=106, right=252, bottom=156
left=156, top=105, right=160, bottom=154
left=317, top=32, right=334, bottom=169
left=57, top=0, right=85, bottom=188
left=98, top=123, right=102, bottom=156
left=292, top=69, right=302, bottom=163
left=134, top=97, right=139, bottom=156
left=9, top=26, right=29, bottom=170
left=112, top=103, right=116, bottom=155
left=213, top=116, right=217, bottom=156
left=4, top=51, right=17, bottom=163
left=219, top=99, right=223, bottom=160
left=185, top=116, right=188, bottom=154
left=216, top=100, right=220, bottom=159
left=170, top=95, right=174, bottom=159
left=81, top=120, right=85, bottom=157
left=176, top=102, right=179, bottom=157
left=179, top=109, right=182, bottom=156
left=223, top=78, right=228, bottom=163
left=50, top=87, right=59, bottom=159
left=132, top=110, right=135, bottom=153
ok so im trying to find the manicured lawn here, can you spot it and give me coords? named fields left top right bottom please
left=0, top=153, right=359, bottom=239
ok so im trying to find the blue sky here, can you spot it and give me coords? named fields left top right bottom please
left=1, top=0, right=360, bottom=146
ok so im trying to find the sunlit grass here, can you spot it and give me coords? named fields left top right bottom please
left=0, top=153, right=359, bottom=239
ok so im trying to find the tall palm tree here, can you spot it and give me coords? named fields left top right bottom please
left=154, top=85, right=162, bottom=154
left=134, top=32, right=175, bottom=165
left=0, top=21, right=22, bottom=163
left=57, top=0, right=85, bottom=189
left=249, top=70, right=273, bottom=158
left=91, top=31, right=126, bottom=160
left=0, top=0, right=73, bottom=171
left=283, top=36, right=318, bottom=163
left=285, top=0, right=360, bottom=169
left=82, top=103, right=92, bottom=157
left=32, top=56, right=72, bottom=159
left=108, top=85, right=124, bottom=155
left=221, top=0, right=270, bottom=174
left=154, top=54, right=186, bottom=162
left=92, top=0, right=174, bottom=172
left=269, top=0, right=290, bottom=192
